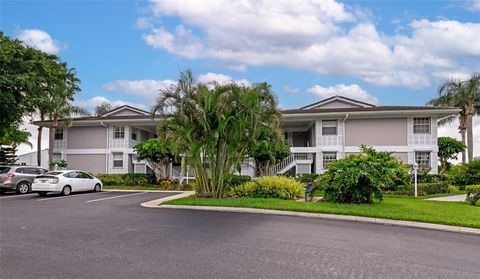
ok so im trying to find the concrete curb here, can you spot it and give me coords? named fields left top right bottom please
left=140, top=191, right=195, bottom=208
left=156, top=204, right=480, bottom=236
left=102, top=189, right=186, bottom=193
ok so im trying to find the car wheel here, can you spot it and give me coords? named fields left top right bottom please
left=38, top=192, right=47, bottom=197
left=61, top=186, right=71, bottom=196
left=94, top=184, right=101, bottom=192
left=16, top=182, right=30, bottom=194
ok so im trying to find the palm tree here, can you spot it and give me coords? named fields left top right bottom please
left=34, top=67, right=90, bottom=168
left=153, top=70, right=281, bottom=198
left=95, top=102, right=113, bottom=116
left=429, top=74, right=480, bottom=163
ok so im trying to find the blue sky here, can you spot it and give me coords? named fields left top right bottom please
left=1, top=0, right=480, bottom=155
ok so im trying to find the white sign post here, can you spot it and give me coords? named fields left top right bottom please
left=413, top=163, right=418, bottom=197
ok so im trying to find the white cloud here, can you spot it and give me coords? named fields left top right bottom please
left=101, top=79, right=176, bottom=101
left=283, top=85, right=300, bottom=94
left=75, top=96, right=147, bottom=112
left=17, top=29, right=62, bottom=54
left=141, top=0, right=480, bottom=88
left=307, top=84, right=378, bottom=105
left=197, top=73, right=251, bottom=87
left=465, top=0, right=480, bottom=11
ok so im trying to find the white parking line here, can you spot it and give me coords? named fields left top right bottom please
left=0, top=193, right=35, bottom=199
left=37, top=191, right=107, bottom=201
left=85, top=192, right=147, bottom=203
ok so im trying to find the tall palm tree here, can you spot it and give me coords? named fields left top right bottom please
left=429, top=74, right=480, bottom=163
left=153, top=70, right=281, bottom=198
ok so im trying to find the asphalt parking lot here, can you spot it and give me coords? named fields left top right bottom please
left=1, top=190, right=480, bottom=279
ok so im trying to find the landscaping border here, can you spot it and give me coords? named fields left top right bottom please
left=140, top=194, right=480, bottom=235
left=140, top=191, right=195, bottom=207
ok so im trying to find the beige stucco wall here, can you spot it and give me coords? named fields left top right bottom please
left=345, top=118, right=407, bottom=146
left=67, top=126, right=107, bottom=149
left=67, top=154, right=106, bottom=174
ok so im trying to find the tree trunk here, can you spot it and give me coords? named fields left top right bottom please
left=37, top=126, right=43, bottom=166
left=466, top=111, right=474, bottom=163
left=48, top=126, right=55, bottom=169
left=461, top=130, right=466, bottom=164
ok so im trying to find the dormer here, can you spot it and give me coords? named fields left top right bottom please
left=300, top=96, right=376, bottom=110
left=101, top=105, right=150, bottom=117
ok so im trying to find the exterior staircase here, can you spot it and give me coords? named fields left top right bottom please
left=268, top=153, right=314, bottom=176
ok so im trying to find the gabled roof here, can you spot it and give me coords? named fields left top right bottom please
left=300, top=96, right=376, bottom=110
left=101, top=105, right=150, bottom=117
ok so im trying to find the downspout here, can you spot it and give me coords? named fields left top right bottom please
left=101, top=122, right=109, bottom=174
left=342, top=113, right=349, bottom=158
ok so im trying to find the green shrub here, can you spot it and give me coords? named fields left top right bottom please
left=96, top=173, right=156, bottom=186
left=418, top=182, right=450, bottom=195
left=447, top=185, right=458, bottom=193
left=297, top=173, right=320, bottom=183
left=466, top=185, right=480, bottom=206
left=226, top=175, right=252, bottom=187
left=236, top=176, right=304, bottom=200
left=316, top=145, right=410, bottom=203
left=447, top=160, right=480, bottom=187
left=123, top=173, right=156, bottom=185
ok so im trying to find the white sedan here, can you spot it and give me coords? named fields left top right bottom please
left=32, top=170, right=103, bottom=197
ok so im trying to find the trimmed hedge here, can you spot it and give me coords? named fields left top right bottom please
left=466, top=185, right=480, bottom=206
left=236, top=176, right=304, bottom=200
left=418, top=182, right=450, bottom=195
left=386, top=182, right=452, bottom=196
left=96, top=173, right=156, bottom=186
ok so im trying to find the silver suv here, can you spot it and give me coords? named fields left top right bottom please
left=0, top=166, right=48, bottom=194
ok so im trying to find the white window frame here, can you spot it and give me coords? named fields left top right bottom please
left=415, top=151, right=430, bottom=167
left=113, top=126, right=125, bottom=139
left=322, top=120, right=337, bottom=135
left=413, top=117, right=431, bottom=134
left=54, top=128, right=64, bottom=140
left=131, top=128, right=138, bottom=141
left=322, top=152, right=337, bottom=168
left=113, top=152, right=123, bottom=168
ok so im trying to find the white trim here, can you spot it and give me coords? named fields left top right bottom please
left=101, top=106, right=150, bottom=117
left=283, top=108, right=460, bottom=120
left=302, top=96, right=375, bottom=109
left=344, top=146, right=437, bottom=153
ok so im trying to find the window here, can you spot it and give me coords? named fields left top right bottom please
left=322, top=120, right=337, bottom=135
left=415, top=152, right=430, bottom=167
left=113, top=153, right=123, bottom=168
left=53, top=153, right=62, bottom=162
left=413, top=117, right=431, bottom=134
left=322, top=152, right=337, bottom=168
left=78, top=172, right=92, bottom=179
left=54, top=128, right=64, bottom=140
left=131, top=128, right=138, bottom=141
left=113, top=126, right=125, bottom=139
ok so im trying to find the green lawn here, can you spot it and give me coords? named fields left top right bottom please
left=165, top=196, right=480, bottom=228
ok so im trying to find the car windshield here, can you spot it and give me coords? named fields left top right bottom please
left=0, top=167, right=11, bottom=174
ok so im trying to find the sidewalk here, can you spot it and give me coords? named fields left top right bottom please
left=427, top=194, right=467, bottom=202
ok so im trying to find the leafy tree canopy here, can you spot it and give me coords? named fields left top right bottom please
left=134, top=138, right=175, bottom=182
left=437, top=136, right=466, bottom=174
